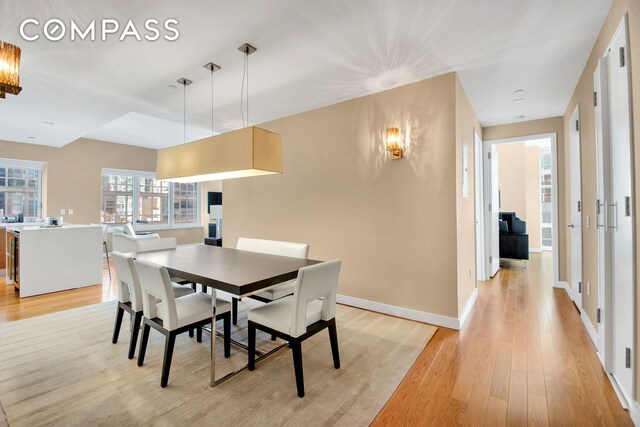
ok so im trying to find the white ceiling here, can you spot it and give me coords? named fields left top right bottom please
left=0, top=0, right=611, bottom=148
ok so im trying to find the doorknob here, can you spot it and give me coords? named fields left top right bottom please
left=567, top=224, right=575, bottom=229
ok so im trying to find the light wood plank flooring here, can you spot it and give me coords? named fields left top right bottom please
left=0, top=254, right=633, bottom=425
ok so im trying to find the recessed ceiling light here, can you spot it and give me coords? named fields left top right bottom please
left=168, top=84, right=177, bottom=89
left=515, top=115, right=525, bottom=120
left=514, top=98, right=525, bottom=103
left=514, top=89, right=524, bottom=94
left=27, top=136, right=36, bottom=139
left=42, top=121, right=55, bottom=125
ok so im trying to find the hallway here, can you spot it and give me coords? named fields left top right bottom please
left=374, top=253, right=633, bottom=426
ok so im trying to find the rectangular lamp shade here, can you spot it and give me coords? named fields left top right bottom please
left=156, top=126, right=282, bottom=182
left=0, top=41, right=22, bottom=98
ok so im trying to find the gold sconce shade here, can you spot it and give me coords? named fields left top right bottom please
left=386, top=127, right=402, bottom=160
left=0, top=41, right=22, bottom=99
left=156, top=126, right=282, bottom=182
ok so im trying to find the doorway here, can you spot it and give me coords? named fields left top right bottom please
left=482, top=133, right=560, bottom=286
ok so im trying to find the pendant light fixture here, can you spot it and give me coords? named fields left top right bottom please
left=0, top=41, right=22, bottom=99
left=176, top=77, right=192, bottom=144
left=203, top=62, right=221, bottom=135
left=156, top=43, right=282, bottom=183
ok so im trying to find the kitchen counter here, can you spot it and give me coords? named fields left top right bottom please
left=5, top=224, right=103, bottom=298
left=0, top=222, right=46, bottom=228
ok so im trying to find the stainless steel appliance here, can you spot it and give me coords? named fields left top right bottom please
left=8, top=230, right=19, bottom=290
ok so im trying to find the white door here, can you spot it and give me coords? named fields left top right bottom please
left=485, top=144, right=500, bottom=277
left=595, top=57, right=612, bottom=371
left=568, top=106, right=583, bottom=309
left=474, top=132, right=485, bottom=281
left=607, top=21, right=634, bottom=404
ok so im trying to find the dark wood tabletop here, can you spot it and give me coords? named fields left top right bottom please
left=130, top=243, right=320, bottom=296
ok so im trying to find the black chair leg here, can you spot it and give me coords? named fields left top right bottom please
left=248, top=322, right=256, bottom=371
left=291, top=340, right=305, bottom=397
left=328, top=321, right=340, bottom=369
left=137, top=323, right=151, bottom=367
left=160, top=332, right=176, bottom=388
left=112, top=305, right=125, bottom=344
left=197, top=326, right=202, bottom=343
left=189, top=329, right=194, bottom=338
left=232, top=298, right=238, bottom=325
left=202, top=285, right=208, bottom=293
left=271, top=333, right=277, bottom=341
left=191, top=283, right=197, bottom=291
left=223, top=313, right=231, bottom=358
left=128, top=311, right=143, bottom=359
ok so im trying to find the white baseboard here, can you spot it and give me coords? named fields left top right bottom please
left=581, top=310, right=598, bottom=348
left=529, top=247, right=542, bottom=253
left=336, top=292, right=477, bottom=330
left=459, top=288, right=478, bottom=329
left=630, top=399, right=640, bottom=426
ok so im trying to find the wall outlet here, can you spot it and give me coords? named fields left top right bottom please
left=68, top=208, right=74, bottom=215
left=60, top=208, right=66, bottom=215
left=587, top=282, right=591, bottom=295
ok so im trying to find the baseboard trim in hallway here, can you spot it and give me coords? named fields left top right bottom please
left=336, top=293, right=473, bottom=330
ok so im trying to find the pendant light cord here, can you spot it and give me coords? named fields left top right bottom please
left=240, top=48, right=250, bottom=128
left=211, top=66, right=219, bottom=136
left=240, top=52, right=246, bottom=128
left=183, top=82, right=186, bottom=144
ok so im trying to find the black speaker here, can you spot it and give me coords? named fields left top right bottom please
left=207, top=192, right=222, bottom=213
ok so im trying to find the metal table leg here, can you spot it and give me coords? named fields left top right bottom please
left=210, top=289, right=217, bottom=387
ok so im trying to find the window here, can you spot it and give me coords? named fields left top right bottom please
left=539, top=148, right=553, bottom=250
left=0, top=159, right=44, bottom=219
left=101, top=169, right=199, bottom=229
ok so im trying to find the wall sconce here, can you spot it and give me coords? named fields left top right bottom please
left=386, top=127, right=402, bottom=159
left=0, top=41, right=22, bottom=99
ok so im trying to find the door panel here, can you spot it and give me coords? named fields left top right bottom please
left=485, top=145, right=500, bottom=277
left=607, top=21, right=634, bottom=404
left=569, top=106, right=582, bottom=309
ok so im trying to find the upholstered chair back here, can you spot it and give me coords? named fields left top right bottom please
left=237, top=237, right=309, bottom=259
left=134, top=259, right=178, bottom=330
left=290, top=260, right=341, bottom=337
left=135, top=237, right=178, bottom=253
left=111, top=251, right=144, bottom=311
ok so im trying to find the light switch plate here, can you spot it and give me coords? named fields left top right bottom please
left=60, top=208, right=66, bottom=215
left=586, top=215, right=590, bottom=229
left=68, top=209, right=74, bottom=215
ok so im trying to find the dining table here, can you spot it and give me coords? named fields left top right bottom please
left=131, top=243, right=320, bottom=387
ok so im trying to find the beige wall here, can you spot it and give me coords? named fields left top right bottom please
left=0, top=138, right=204, bottom=246
left=483, top=117, right=567, bottom=279
left=559, top=0, right=640, bottom=397
left=455, top=76, right=481, bottom=315
left=223, top=72, right=479, bottom=319
left=495, top=142, right=542, bottom=249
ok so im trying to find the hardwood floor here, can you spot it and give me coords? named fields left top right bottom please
left=0, top=254, right=633, bottom=425
left=373, top=253, right=633, bottom=426
left=0, top=259, right=116, bottom=322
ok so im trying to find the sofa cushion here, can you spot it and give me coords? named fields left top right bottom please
left=123, top=223, right=135, bottom=236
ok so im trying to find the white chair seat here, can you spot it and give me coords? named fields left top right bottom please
left=248, top=296, right=323, bottom=335
left=254, top=280, right=295, bottom=301
left=157, top=292, right=231, bottom=330
left=171, top=282, right=195, bottom=298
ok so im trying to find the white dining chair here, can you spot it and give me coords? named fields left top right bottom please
left=233, top=237, right=310, bottom=325
left=134, top=259, right=231, bottom=388
left=247, top=259, right=342, bottom=397
left=111, top=251, right=195, bottom=359
left=134, top=237, right=196, bottom=291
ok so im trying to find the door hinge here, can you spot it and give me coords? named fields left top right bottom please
left=488, top=151, right=492, bottom=160
left=578, top=201, right=581, bottom=212
left=626, top=348, right=631, bottom=368
left=594, top=91, right=598, bottom=107
left=596, top=199, right=601, bottom=215
left=620, top=46, right=626, bottom=67
left=625, top=196, right=631, bottom=217
left=488, top=203, right=492, bottom=212
left=576, top=120, right=580, bottom=132
left=578, top=282, right=582, bottom=293
left=597, top=308, right=601, bottom=323
left=489, top=256, right=493, bottom=264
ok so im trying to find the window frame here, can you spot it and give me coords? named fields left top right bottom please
left=0, top=158, right=45, bottom=219
left=101, top=168, right=200, bottom=230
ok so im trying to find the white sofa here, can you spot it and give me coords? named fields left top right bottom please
left=111, top=227, right=161, bottom=253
